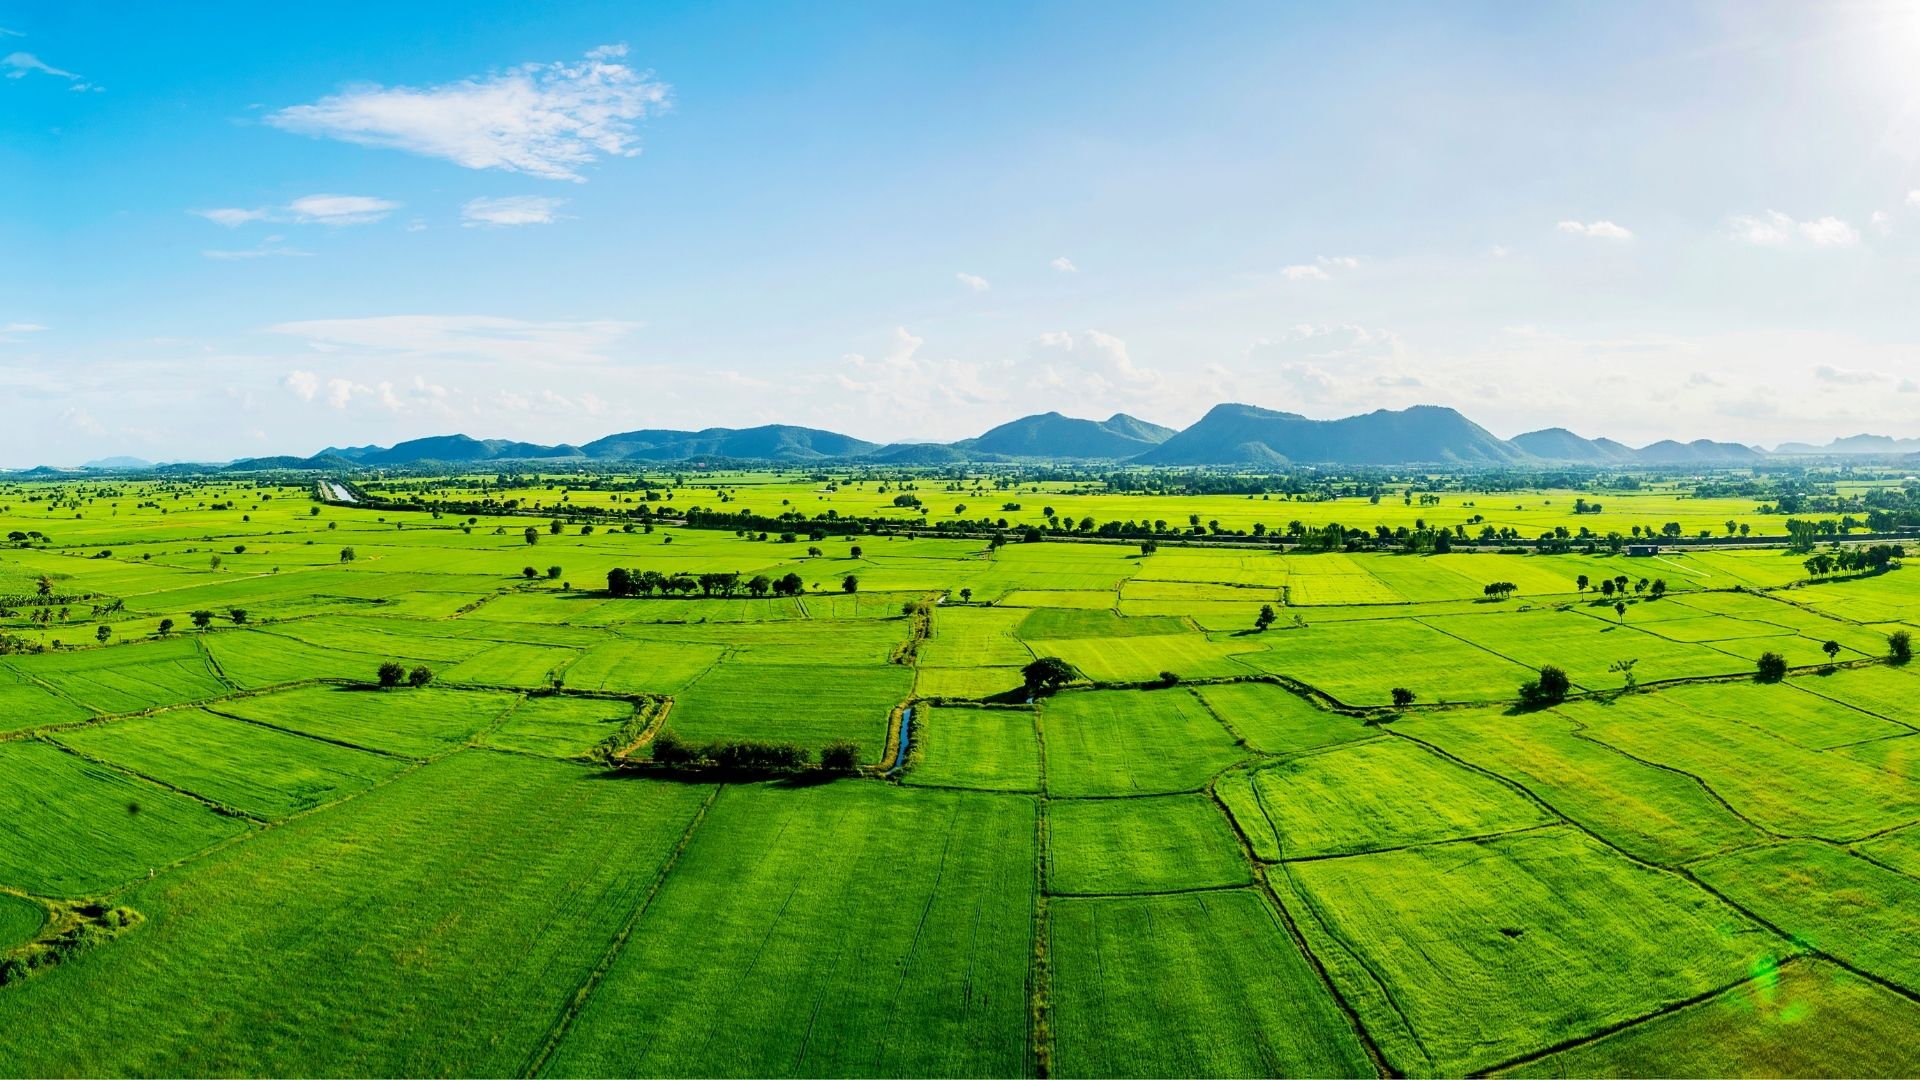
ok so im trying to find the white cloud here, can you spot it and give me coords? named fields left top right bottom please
left=1490, top=245, right=1512, bottom=257
left=1280, top=264, right=1330, bottom=281
left=1871, top=210, right=1893, bottom=235
left=1556, top=219, right=1633, bottom=241
left=1815, top=363, right=1885, bottom=385
left=1029, top=329, right=1165, bottom=400
left=1728, top=210, right=1859, bottom=247
left=267, top=314, right=640, bottom=366
left=1050, top=256, right=1077, bottom=273
left=285, top=370, right=320, bottom=401
left=194, top=207, right=270, bottom=228
left=267, top=45, right=669, bottom=182
left=1797, top=216, right=1859, bottom=246
left=1319, top=255, right=1360, bottom=270
left=461, top=195, right=567, bottom=226
left=2, top=322, right=46, bottom=334
left=956, top=271, right=990, bottom=291
left=1908, top=190, right=1920, bottom=207
left=288, top=193, right=400, bottom=226
left=3, top=51, right=91, bottom=90
left=203, top=235, right=309, bottom=260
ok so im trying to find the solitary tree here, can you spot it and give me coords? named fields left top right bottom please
left=842, top=575, right=859, bottom=594
left=157, top=617, right=174, bottom=636
left=339, top=547, right=356, bottom=563
left=1390, top=687, right=1416, bottom=708
left=523, top=527, right=539, bottom=546
left=95, top=624, right=111, bottom=645
left=228, top=608, right=247, bottom=625
left=1614, top=600, right=1627, bottom=622
left=1822, top=640, right=1842, bottom=666
left=1755, top=651, right=1788, bottom=683
left=849, top=545, right=863, bottom=559
left=377, top=660, right=406, bottom=688
left=1892, top=629, right=1913, bottom=665
left=959, top=587, right=973, bottom=603
left=407, top=665, right=434, bottom=688
left=1022, top=656, right=1076, bottom=697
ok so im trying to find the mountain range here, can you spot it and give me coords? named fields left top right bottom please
left=27, top=405, right=1916, bottom=473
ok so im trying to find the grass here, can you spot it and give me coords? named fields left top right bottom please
left=0, top=892, right=46, bottom=952
left=53, top=708, right=410, bottom=818
left=1234, top=618, right=1538, bottom=705
left=1047, top=794, right=1252, bottom=894
left=901, top=704, right=1041, bottom=792
left=1040, top=688, right=1249, bottom=797
left=0, top=740, right=248, bottom=897
left=480, top=695, right=637, bottom=759
left=1048, top=890, right=1373, bottom=1077
left=1191, top=680, right=1374, bottom=754
left=0, top=752, right=714, bottom=1076
left=665, top=659, right=909, bottom=755
left=542, top=782, right=1037, bottom=1078
left=2, top=636, right=229, bottom=715
left=1284, top=826, right=1764, bottom=1075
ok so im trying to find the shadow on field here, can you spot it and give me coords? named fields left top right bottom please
left=584, top=765, right=852, bottom=787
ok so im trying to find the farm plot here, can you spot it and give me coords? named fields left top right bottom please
left=995, top=589, right=1117, bottom=609
left=199, top=628, right=391, bottom=689
left=3, top=636, right=229, bottom=715
left=0, top=664, right=91, bottom=731
left=1650, top=679, right=1910, bottom=750
left=1191, top=681, right=1373, bottom=755
left=54, top=709, right=409, bottom=819
left=1047, top=794, right=1251, bottom=894
left=0, top=740, right=247, bottom=896
left=1505, top=956, right=1920, bottom=1078
left=1234, top=619, right=1537, bottom=705
left=576, top=596, right=809, bottom=624
left=212, top=685, right=519, bottom=759
left=442, top=642, right=582, bottom=688
left=1693, top=840, right=1920, bottom=995
left=913, top=665, right=1025, bottom=701
left=1397, top=708, right=1763, bottom=865
left=1421, top=608, right=1748, bottom=688
left=1015, top=608, right=1187, bottom=640
left=1559, top=693, right=1920, bottom=839
left=481, top=696, right=637, bottom=759
left=1031, top=631, right=1262, bottom=683
left=0, top=753, right=713, bottom=1077
left=1284, top=558, right=1404, bottom=605
left=1048, top=890, right=1371, bottom=1078
left=664, top=659, right=910, bottom=755
left=1133, top=549, right=1290, bottom=587
left=1283, top=826, right=1763, bottom=1075
left=1792, top=663, right=1920, bottom=727
left=902, top=705, right=1040, bottom=792
left=1041, top=688, right=1248, bottom=797
left=561, top=637, right=727, bottom=695
left=1359, top=557, right=1485, bottom=603
left=544, top=783, right=1036, bottom=1078
left=1232, top=738, right=1554, bottom=859
left=260, top=616, right=490, bottom=664
left=917, top=606, right=1033, bottom=668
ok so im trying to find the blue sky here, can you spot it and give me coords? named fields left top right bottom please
left=5, top=1, right=1920, bottom=465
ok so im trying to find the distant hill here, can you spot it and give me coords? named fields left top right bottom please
left=959, top=411, right=1175, bottom=459
left=1631, top=438, right=1766, bottom=465
left=1137, top=403, right=1525, bottom=466
left=579, top=424, right=878, bottom=462
left=1510, top=428, right=1636, bottom=463
left=1774, top=434, right=1920, bottom=455
left=82, top=455, right=155, bottom=469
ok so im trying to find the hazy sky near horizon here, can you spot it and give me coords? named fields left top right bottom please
left=6, top=1, right=1920, bottom=465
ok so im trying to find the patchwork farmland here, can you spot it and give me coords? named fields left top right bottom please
left=4, top=475, right=1920, bottom=1076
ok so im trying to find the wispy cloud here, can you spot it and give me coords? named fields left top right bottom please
left=1815, top=363, right=1885, bottom=385
left=267, top=314, right=640, bottom=366
left=203, top=235, right=309, bottom=260
left=461, top=195, right=567, bottom=227
left=956, top=272, right=990, bottom=291
left=267, top=45, right=669, bottom=182
left=0, top=321, right=47, bottom=344
left=1050, top=256, right=1077, bottom=273
left=194, top=195, right=398, bottom=228
left=3, top=50, right=94, bottom=90
left=1280, top=264, right=1329, bottom=281
left=1556, top=219, right=1633, bottom=241
left=1727, top=210, right=1859, bottom=247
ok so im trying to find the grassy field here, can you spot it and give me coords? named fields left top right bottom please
left=4, top=474, right=1920, bottom=1076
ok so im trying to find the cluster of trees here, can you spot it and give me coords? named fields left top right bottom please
left=1803, top=544, right=1904, bottom=578
left=376, top=661, right=433, bottom=688
left=1576, top=574, right=1666, bottom=600
left=1518, top=664, right=1571, bottom=708
left=606, top=568, right=808, bottom=598
left=1022, top=656, right=1077, bottom=696
left=650, top=728, right=860, bottom=772
left=1482, top=581, right=1519, bottom=600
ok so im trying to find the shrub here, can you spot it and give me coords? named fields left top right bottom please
left=1157, top=670, right=1180, bottom=687
left=1756, top=651, right=1788, bottom=683
left=377, top=661, right=405, bottom=688
left=1892, top=630, right=1913, bottom=665
left=820, top=740, right=862, bottom=772
left=711, top=740, right=810, bottom=772
left=650, top=728, right=695, bottom=767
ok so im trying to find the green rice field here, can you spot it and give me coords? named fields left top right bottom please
left=3, top=475, right=1920, bottom=1075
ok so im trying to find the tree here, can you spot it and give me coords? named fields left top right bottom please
left=1139, top=540, right=1158, bottom=555
left=774, top=572, right=805, bottom=597
left=1520, top=664, right=1571, bottom=707
left=524, top=527, right=539, bottom=546
left=549, top=519, right=564, bottom=535
left=849, top=545, right=863, bottom=559
left=819, top=740, right=861, bottom=772
left=407, top=665, right=433, bottom=688
left=959, top=587, right=973, bottom=603
left=1391, top=687, right=1416, bottom=708
left=1022, top=656, right=1076, bottom=696
left=1254, top=604, right=1277, bottom=632
left=747, top=574, right=771, bottom=597
left=607, top=567, right=633, bottom=597
left=842, top=575, right=859, bottom=593
left=1614, top=600, right=1627, bottom=622
left=339, top=547, right=356, bottom=563
left=1892, top=630, right=1913, bottom=665
left=1576, top=574, right=1589, bottom=593
left=1650, top=579, right=1667, bottom=599
left=522, top=566, right=539, bottom=579
left=1600, top=579, right=1615, bottom=599
left=1609, top=657, right=1639, bottom=693
left=190, top=610, right=214, bottom=630
left=1822, top=640, right=1842, bottom=665
left=1755, top=651, right=1788, bottom=683
left=377, top=660, right=406, bottom=688
left=95, top=624, right=111, bottom=645
left=546, top=566, right=562, bottom=580
left=157, top=617, right=173, bottom=636
left=228, top=608, right=247, bottom=625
